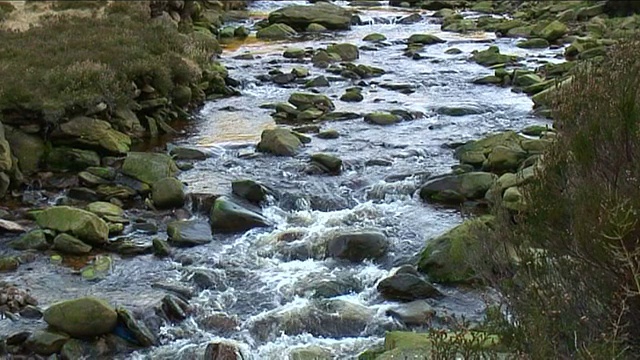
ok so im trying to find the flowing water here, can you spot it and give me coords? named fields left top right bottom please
left=1, top=1, right=562, bottom=359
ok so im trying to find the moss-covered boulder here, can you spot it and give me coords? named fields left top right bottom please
left=407, top=33, right=445, bottom=45
left=47, top=147, right=100, bottom=172
left=326, top=230, right=389, bottom=262
left=516, top=38, right=550, bottom=49
left=257, top=23, right=297, bottom=40
left=24, top=329, right=70, bottom=356
left=86, top=202, right=123, bottom=218
left=121, top=152, right=179, bottom=185
left=363, top=33, right=386, bottom=42
left=33, top=206, right=109, bottom=245
left=4, top=126, right=46, bottom=175
left=327, top=43, right=359, bottom=61
left=44, top=297, right=117, bottom=338
left=9, top=229, right=50, bottom=251
left=167, top=220, right=213, bottom=247
left=51, top=117, right=131, bottom=154
left=209, top=196, right=270, bottom=233
left=471, top=46, right=517, bottom=66
left=374, top=330, right=500, bottom=359
left=364, top=112, right=402, bottom=125
left=417, top=216, right=494, bottom=283
left=152, top=177, right=185, bottom=209
left=484, top=145, right=528, bottom=172
left=419, top=172, right=498, bottom=204
left=311, top=153, right=342, bottom=174
left=288, top=92, right=335, bottom=112
left=538, top=20, right=568, bottom=42
left=232, top=179, right=270, bottom=204
left=268, top=2, right=352, bottom=31
left=53, top=233, right=92, bottom=254
left=454, top=131, right=527, bottom=169
left=256, top=128, right=303, bottom=156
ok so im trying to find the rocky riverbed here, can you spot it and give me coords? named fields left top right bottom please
left=1, top=0, right=636, bottom=358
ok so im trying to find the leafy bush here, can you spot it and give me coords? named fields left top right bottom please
left=476, top=39, right=640, bottom=358
left=0, top=1, right=219, bottom=122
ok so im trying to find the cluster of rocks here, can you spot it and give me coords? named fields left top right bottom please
left=256, top=2, right=354, bottom=40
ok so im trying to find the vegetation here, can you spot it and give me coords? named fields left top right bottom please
left=0, top=1, right=219, bottom=123
left=51, top=0, right=108, bottom=11
left=474, top=39, right=640, bottom=359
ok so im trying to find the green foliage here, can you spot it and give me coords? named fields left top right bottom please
left=0, top=2, right=219, bottom=122
left=476, top=39, right=640, bottom=359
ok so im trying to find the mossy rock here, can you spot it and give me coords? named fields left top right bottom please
left=33, top=206, right=109, bottom=245
left=121, top=152, right=179, bottom=185
left=327, top=43, right=359, bottom=61
left=455, top=131, right=525, bottom=163
left=364, top=112, right=402, bottom=125
left=256, top=128, right=303, bottom=156
left=86, top=202, right=123, bottom=217
left=44, top=297, right=117, bottom=338
left=516, top=38, right=550, bottom=49
left=4, top=126, right=46, bottom=175
left=47, top=147, right=101, bottom=172
left=268, top=2, right=352, bottom=31
left=53, top=233, right=92, bottom=254
left=417, top=216, right=494, bottom=283
left=288, top=92, right=335, bottom=111
left=363, top=33, right=386, bottom=42
left=407, top=33, right=445, bottom=45
left=419, top=172, right=498, bottom=204
left=256, top=23, right=297, bottom=40
left=537, top=20, right=567, bottom=41
left=52, top=117, right=131, bottom=154
left=209, top=196, right=269, bottom=233
left=471, top=46, right=517, bottom=66
left=10, top=229, right=50, bottom=251
left=151, top=177, right=185, bottom=209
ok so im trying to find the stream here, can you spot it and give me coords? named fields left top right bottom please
left=1, top=1, right=559, bottom=359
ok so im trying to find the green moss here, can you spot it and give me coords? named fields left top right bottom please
left=52, top=1, right=108, bottom=11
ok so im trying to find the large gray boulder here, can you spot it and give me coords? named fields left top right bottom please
left=268, top=2, right=352, bottom=31
left=44, top=297, right=118, bottom=338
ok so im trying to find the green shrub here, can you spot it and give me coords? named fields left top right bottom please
left=0, top=2, right=219, bottom=122
left=476, top=39, right=640, bottom=358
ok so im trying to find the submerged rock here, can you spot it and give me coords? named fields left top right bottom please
left=232, top=179, right=271, bottom=204
left=209, top=196, right=270, bottom=233
left=44, top=297, right=118, bottom=338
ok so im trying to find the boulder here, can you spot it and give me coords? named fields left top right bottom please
left=167, top=220, right=213, bottom=247
left=0, top=256, right=19, bottom=272
left=364, top=112, right=402, bottom=125
left=538, top=20, right=568, bottom=42
left=9, top=229, right=50, bottom=251
left=363, top=33, right=386, bottom=42
left=116, top=307, right=156, bottom=347
left=25, top=329, right=70, bottom=356
left=256, top=128, right=303, bottom=156
left=288, top=92, right=335, bottom=112
left=454, top=131, right=525, bottom=165
left=385, top=300, right=436, bottom=326
left=51, top=117, right=131, bottom=154
left=47, top=147, right=100, bottom=171
left=419, top=172, right=497, bottom=204
left=305, top=75, right=330, bottom=88
left=256, top=22, right=296, bottom=40
left=283, top=47, right=306, bottom=59
left=169, top=146, right=207, bottom=160
left=289, top=346, right=333, bottom=360
left=471, top=46, right=517, bottom=66
left=516, top=38, right=550, bottom=49
left=407, top=33, right=445, bottom=45
left=44, top=297, right=118, bottom=338
left=484, top=145, right=528, bottom=172
left=4, top=126, right=45, bottom=175
left=326, top=230, right=389, bottom=262
left=307, top=23, right=328, bottom=32
left=268, top=2, right=352, bottom=31
left=0, top=123, right=13, bottom=173
left=204, top=341, right=245, bottom=360
left=33, top=206, right=109, bottom=245
left=53, top=233, right=92, bottom=254
left=152, top=177, right=185, bottom=209
left=340, top=89, right=364, bottom=102
left=232, top=179, right=270, bottom=204
left=209, top=196, right=270, bottom=233
left=418, top=216, right=494, bottom=283
left=121, top=152, right=179, bottom=185
left=502, top=186, right=525, bottom=211
left=86, top=202, right=123, bottom=217
left=326, top=43, right=359, bottom=61
left=377, top=267, right=442, bottom=301
left=311, top=153, right=342, bottom=174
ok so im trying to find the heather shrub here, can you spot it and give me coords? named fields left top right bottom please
left=475, top=39, right=640, bottom=359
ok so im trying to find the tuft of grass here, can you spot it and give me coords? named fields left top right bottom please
left=0, top=1, right=219, bottom=123
left=52, top=0, right=108, bottom=12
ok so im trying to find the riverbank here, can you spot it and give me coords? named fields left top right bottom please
left=1, top=0, right=639, bottom=359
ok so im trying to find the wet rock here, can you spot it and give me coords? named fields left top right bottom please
left=0, top=256, right=19, bottom=272
left=80, top=255, right=113, bottom=281
left=272, top=72, right=297, bottom=85
left=132, top=221, right=158, bottom=234
left=418, top=216, right=494, bottom=284
left=307, top=22, right=328, bottom=32
left=292, top=67, right=309, bottom=77
left=454, top=131, right=525, bottom=167
left=256, top=23, right=297, bottom=40
left=256, top=128, right=303, bottom=156
left=150, top=239, right=170, bottom=258
left=121, top=152, right=179, bottom=185
left=169, top=146, right=208, bottom=160
left=471, top=46, right=517, bottom=67
left=152, top=177, right=185, bottom=209
left=210, top=196, right=269, bottom=233
left=340, top=88, right=364, bottom=102
left=317, top=129, right=340, bottom=139
left=232, top=179, right=270, bottom=204
left=79, top=171, right=110, bottom=186
left=327, top=43, right=359, bottom=61
left=311, top=50, right=342, bottom=67
left=167, top=220, right=212, bottom=247
left=326, top=230, right=389, bottom=262
left=53, top=233, right=92, bottom=254
left=310, top=153, right=342, bottom=174
left=364, top=112, right=402, bottom=125
left=363, top=33, right=386, bottom=42
left=288, top=92, right=335, bottom=112
left=0, top=218, right=23, bottom=233
left=538, top=20, right=567, bottom=42
left=289, top=346, right=333, bottom=360
left=296, top=273, right=363, bottom=298
left=51, top=116, right=131, bottom=154
left=283, top=47, right=306, bottom=59
left=190, top=269, right=226, bottom=290
left=204, top=341, right=245, bottom=360
left=516, top=38, right=550, bottom=49
left=86, top=201, right=123, bottom=217
left=472, top=75, right=502, bottom=85
left=116, top=307, right=156, bottom=347
left=399, top=13, right=423, bottom=24
left=386, top=300, right=436, bottom=326
left=512, top=72, right=543, bottom=88
left=161, top=294, right=191, bottom=321
left=25, top=329, right=70, bottom=355
left=436, top=104, right=486, bottom=116
left=419, top=172, right=497, bottom=204
left=407, top=33, right=445, bottom=45
left=268, top=2, right=352, bottom=31
left=6, top=331, right=31, bottom=346
left=33, top=206, right=109, bottom=245
left=202, top=312, right=240, bottom=332
left=377, top=266, right=442, bottom=301
left=20, top=305, right=44, bottom=319
left=4, top=126, right=46, bottom=175
left=250, top=299, right=374, bottom=341
left=305, top=75, right=330, bottom=88
left=484, top=145, right=528, bottom=172
left=44, top=297, right=118, bottom=338
left=47, top=147, right=101, bottom=171
left=445, top=47, right=462, bottom=54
